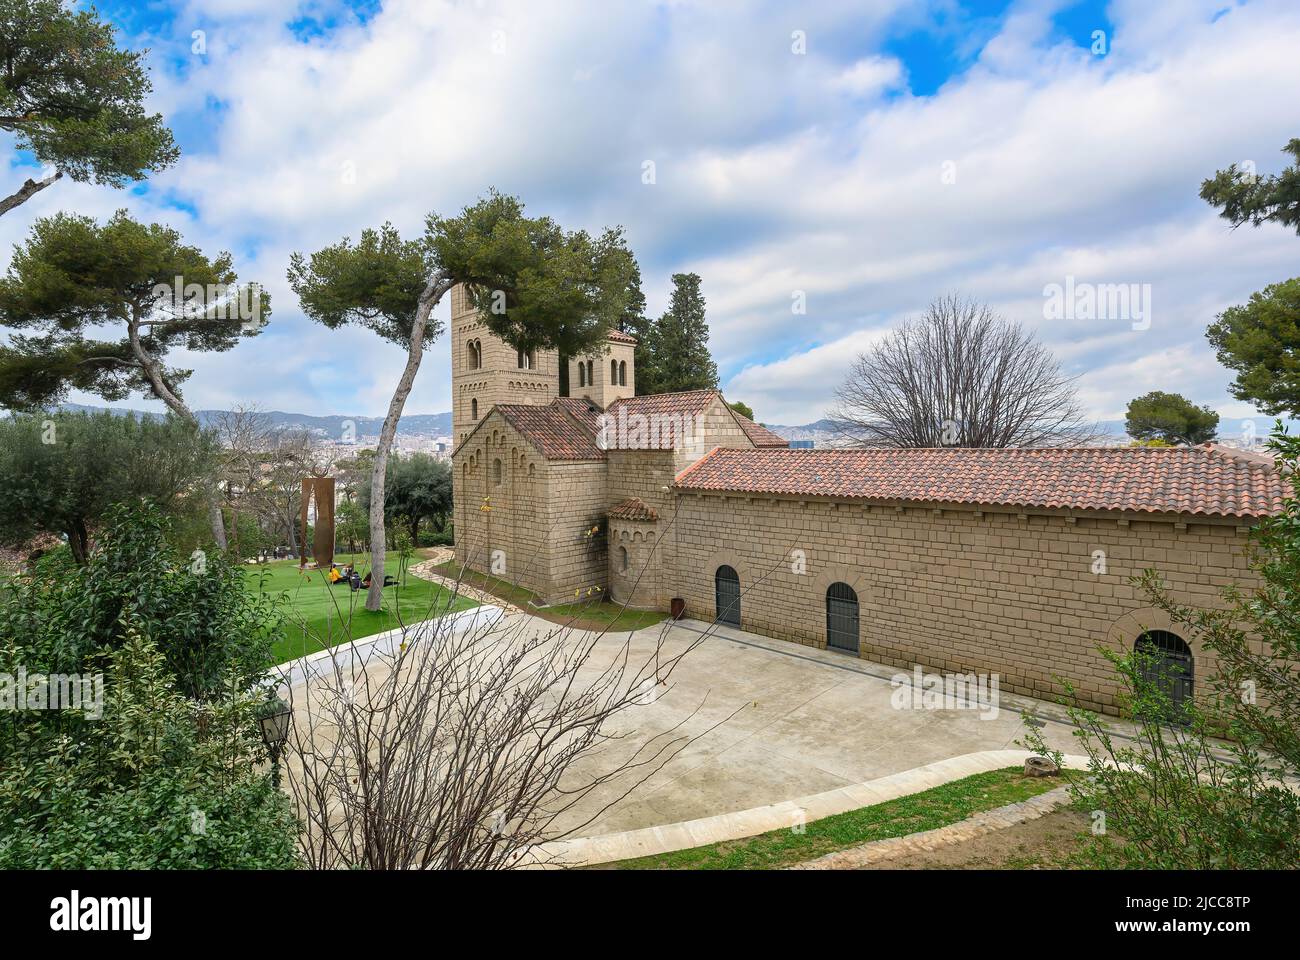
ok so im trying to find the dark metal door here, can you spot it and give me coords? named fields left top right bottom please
left=715, top=565, right=740, bottom=627
left=1135, top=630, right=1194, bottom=714
left=826, top=582, right=859, bottom=653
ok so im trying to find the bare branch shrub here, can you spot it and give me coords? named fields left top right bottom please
left=828, top=294, right=1099, bottom=448
left=278, top=575, right=717, bottom=869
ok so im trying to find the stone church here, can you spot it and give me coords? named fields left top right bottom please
left=450, top=284, right=1285, bottom=714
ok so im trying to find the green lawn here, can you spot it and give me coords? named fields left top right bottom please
left=246, top=558, right=480, bottom=663
left=601, top=767, right=1062, bottom=869
left=430, top=560, right=667, bottom=633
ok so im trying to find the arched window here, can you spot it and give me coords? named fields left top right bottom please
left=518, top=347, right=534, bottom=370
left=826, top=582, right=859, bottom=654
left=578, top=362, right=586, bottom=388
left=611, top=359, right=619, bottom=385
left=715, top=565, right=740, bottom=627
left=527, top=463, right=535, bottom=478
left=467, top=339, right=481, bottom=370
left=619, top=360, right=627, bottom=386
left=471, top=398, right=478, bottom=420
left=587, top=360, right=595, bottom=387
left=1135, top=630, right=1194, bottom=717
left=492, top=458, right=502, bottom=486
left=620, top=546, right=629, bottom=571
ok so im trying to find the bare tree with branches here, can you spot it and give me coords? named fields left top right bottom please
left=828, top=294, right=1098, bottom=448
left=280, top=605, right=715, bottom=869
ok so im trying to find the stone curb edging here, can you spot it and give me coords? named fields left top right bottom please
left=272, top=604, right=505, bottom=689
left=530, top=749, right=1092, bottom=868
left=789, top=784, right=1074, bottom=869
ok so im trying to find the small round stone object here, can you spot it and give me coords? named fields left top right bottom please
left=1024, top=756, right=1060, bottom=777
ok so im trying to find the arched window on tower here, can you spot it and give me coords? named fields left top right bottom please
left=611, top=359, right=618, bottom=385
left=578, top=362, right=586, bottom=388
left=467, top=339, right=482, bottom=370
left=619, top=360, right=627, bottom=386
left=517, top=347, right=534, bottom=370
left=586, top=359, right=594, bottom=387
left=471, top=398, right=478, bottom=420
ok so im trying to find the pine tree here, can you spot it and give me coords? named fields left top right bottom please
left=652, top=273, right=719, bottom=394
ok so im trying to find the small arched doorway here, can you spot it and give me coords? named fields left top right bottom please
left=826, top=582, right=859, bottom=654
left=1134, top=630, right=1194, bottom=714
left=715, top=565, right=740, bottom=627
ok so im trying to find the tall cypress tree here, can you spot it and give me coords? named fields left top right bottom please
left=618, top=259, right=660, bottom=394
left=652, top=272, right=719, bottom=394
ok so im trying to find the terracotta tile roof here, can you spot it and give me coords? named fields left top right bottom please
left=553, top=396, right=604, bottom=434
left=673, top=446, right=1286, bottom=518
left=606, top=329, right=638, bottom=344
left=494, top=404, right=606, bottom=461
left=608, top=497, right=659, bottom=522
left=602, top=390, right=717, bottom=450
left=733, top=414, right=788, bottom=448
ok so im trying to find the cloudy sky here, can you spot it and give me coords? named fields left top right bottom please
left=3, top=0, right=1298, bottom=428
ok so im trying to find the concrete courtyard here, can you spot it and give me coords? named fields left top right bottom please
left=547, top=613, right=1089, bottom=838
left=280, top=605, right=1101, bottom=847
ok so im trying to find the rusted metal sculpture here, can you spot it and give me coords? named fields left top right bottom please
left=300, top=469, right=335, bottom=567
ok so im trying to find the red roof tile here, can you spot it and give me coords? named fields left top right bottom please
left=606, top=329, right=638, bottom=344
left=672, top=446, right=1286, bottom=518
left=553, top=396, right=604, bottom=434
left=602, top=390, right=717, bottom=450
left=609, top=497, right=659, bottom=521
left=494, top=404, right=606, bottom=461
left=733, top=413, right=788, bottom=448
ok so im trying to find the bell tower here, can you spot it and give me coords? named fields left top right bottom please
left=567, top=330, right=637, bottom=408
left=450, top=284, right=560, bottom=447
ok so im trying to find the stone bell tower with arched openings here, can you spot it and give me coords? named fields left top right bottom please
left=450, top=283, right=560, bottom=449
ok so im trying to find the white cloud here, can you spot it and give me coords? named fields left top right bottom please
left=2, top=0, right=1297, bottom=430
left=834, top=56, right=906, bottom=95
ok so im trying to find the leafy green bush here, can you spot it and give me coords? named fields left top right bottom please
left=419, top=527, right=454, bottom=547
left=0, top=504, right=298, bottom=868
left=1, top=504, right=280, bottom=699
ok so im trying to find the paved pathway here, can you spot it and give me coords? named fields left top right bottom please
left=408, top=550, right=526, bottom=613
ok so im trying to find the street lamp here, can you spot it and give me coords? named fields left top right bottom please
left=257, top=696, right=292, bottom=789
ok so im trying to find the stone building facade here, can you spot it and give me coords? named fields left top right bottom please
left=450, top=284, right=1285, bottom=714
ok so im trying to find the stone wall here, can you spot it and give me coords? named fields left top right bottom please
left=606, top=450, right=678, bottom=608
left=452, top=410, right=551, bottom=598
left=544, top=462, right=610, bottom=603
left=666, top=492, right=1259, bottom=715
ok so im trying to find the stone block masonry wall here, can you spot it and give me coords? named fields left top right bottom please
left=545, top=462, right=610, bottom=603
left=674, top=395, right=755, bottom=471
left=606, top=450, right=677, bottom=608
left=449, top=283, right=559, bottom=447
left=452, top=411, right=551, bottom=599
left=668, top=493, right=1259, bottom=715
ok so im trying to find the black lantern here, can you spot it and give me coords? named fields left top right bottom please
left=257, top=696, right=292, bottom=789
